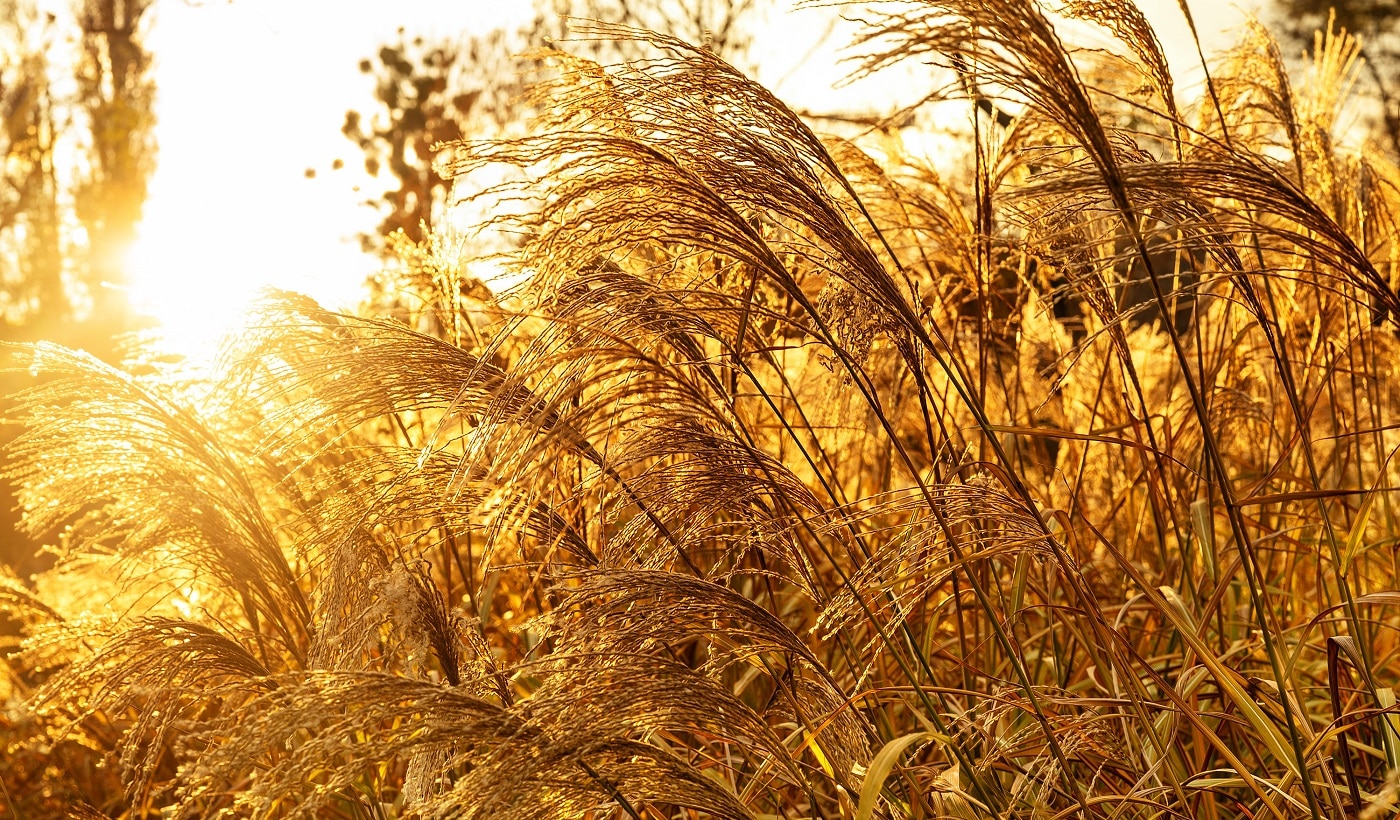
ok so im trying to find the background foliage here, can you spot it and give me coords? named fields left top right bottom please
left=338, top=0, right=764, bottom=257
left=1272, top=0, right=1400, bottom=157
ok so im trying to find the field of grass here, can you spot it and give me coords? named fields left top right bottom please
left=4, top=1, right=1400, bottom=817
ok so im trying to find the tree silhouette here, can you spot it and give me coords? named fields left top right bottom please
left=1, top=6, right=67, bottom=332
left=341, top=28, right=519, bottom=252
left=0, top=0, right=153, bottom=344
left=340, top=0, right=765, bottom=258
left=73, top=0, right=156, bottom=340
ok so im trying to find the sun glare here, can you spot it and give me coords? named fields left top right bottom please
left=124, top=228, right=266, bottom=359
left=123, top=183, right=374, bottom=360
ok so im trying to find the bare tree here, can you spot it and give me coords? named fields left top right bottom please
left=339, top=0, right=768, bottom=257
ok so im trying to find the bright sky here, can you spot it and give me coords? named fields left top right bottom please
left=127, top=0, right=1262, bottom=354
left=129, top=0, right=535, bottom=351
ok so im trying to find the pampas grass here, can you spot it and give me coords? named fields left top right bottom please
left=5, top=2, right=1400, bottom=817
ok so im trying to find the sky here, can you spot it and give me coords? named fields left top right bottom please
left=127, top=0, right=534, bottom=349
left=126, top=0, right=1264, bottom=353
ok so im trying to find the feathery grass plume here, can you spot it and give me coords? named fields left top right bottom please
left=3, top=343, right=311, bottom=659
left=176, top=667, right=775, bottom=819
left=546, top=569, right=872, bottom=778
left=816, top=477, right=1055, bottom=639
left=33, top=618, right=272, bottom=805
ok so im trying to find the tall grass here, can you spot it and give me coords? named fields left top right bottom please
left=5, top=2, right=1400, bottom=817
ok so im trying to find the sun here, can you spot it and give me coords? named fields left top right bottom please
left=122, top=175, right=375, bottom=361
left=124, top=222, right=266, bottom=360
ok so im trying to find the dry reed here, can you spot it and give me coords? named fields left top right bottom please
left=4, top=2, right=1400, bottom=817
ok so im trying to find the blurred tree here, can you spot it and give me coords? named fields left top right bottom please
left=0, top=0, right=154, bottom=343
left=339, top=0, right=764, bottom=257
left=1273, top=0, right=1400, bottom=157
left=1, top=5, right=67, bottom=332
left=73, top=0, right=156, bottom=340
left=340, top=28, right=517, bottom=253
left=0, top=0, right=156, bottom=577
